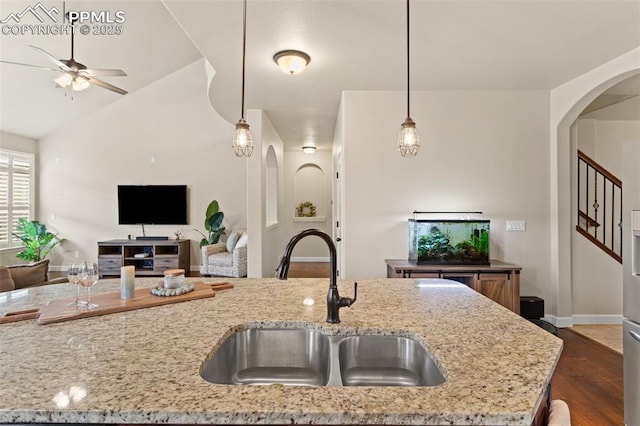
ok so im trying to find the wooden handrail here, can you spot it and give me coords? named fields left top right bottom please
left=576, top=226, right=622, bottom=264
left=576, top=150, right=622, bottom=263
left=578, top=150, right=622, bottom=187
left=578, top=210, right=600, bottom=228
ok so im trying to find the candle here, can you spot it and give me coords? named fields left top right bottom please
left=120, top=266, right=135, bottom=299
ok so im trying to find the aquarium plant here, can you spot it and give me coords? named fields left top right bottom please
left=417, top=227, right=452, bottom=260
left=411, top=219, right=490, bottom=265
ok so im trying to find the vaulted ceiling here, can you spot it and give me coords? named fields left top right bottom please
left=1, top=0, right=639, bottom=149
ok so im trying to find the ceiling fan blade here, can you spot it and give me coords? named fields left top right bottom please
left=79, top=68, right=127, bottom=77
left=29, top=45, right=70, bottom=71
left=83, top=75, right=128, bottom=95
left=0, top=60, right=57, bottom=71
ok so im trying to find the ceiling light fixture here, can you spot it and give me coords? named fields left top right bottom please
left=397, top=0, right=420, bottom=157
left=273, top=50, right=310, bottom=75
left=55, top=74, right=89, bottom=92
left=232, top=0, right=254, bottom=158
left=302, top=145, right=317, bottom=154
left=71, top=77, right=90, bottom=91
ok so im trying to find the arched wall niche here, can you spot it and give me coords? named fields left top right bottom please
left=294, top=163, right=325, bottom=218
left=266, top=145, right=278, bottom=227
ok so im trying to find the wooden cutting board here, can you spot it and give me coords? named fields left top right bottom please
left=0, top=281, right=232, bottom=325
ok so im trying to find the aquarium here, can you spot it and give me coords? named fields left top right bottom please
left=409, top=216, right=490, bottom=265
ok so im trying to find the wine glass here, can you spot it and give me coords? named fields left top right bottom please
left=67, top=263, right=85, bottom=307
left=80, top=263, right=99, bottom=310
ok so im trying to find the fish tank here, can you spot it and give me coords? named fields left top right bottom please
left=408, top=212, right=490, bottom=265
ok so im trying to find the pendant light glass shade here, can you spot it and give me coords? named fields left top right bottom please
left=55, top=73, right=73, bottom=88
left=55, top=73, right=90, bottom=92
left=398, top=117, right=420, bottom=157
left=71, top=76, right=90, bottom=91
left=397, top=0, right=420, bottom=157
left=233, top=118, right=254, bottom=157
left=233, top=0, right=254, bottom=158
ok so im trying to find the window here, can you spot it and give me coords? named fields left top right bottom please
left=0, top=150, right=34, bottom=249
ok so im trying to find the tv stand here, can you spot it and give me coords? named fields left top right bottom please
left=98, top=239, right=190, bottom=278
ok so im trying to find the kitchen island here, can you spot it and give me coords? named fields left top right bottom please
left=0, top=277, right=562, bottom=425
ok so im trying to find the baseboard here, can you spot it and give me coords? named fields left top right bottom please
left=542, top=314, right=623, bottom=327
left=572, top=314, right=623, bottom=325
left=290, top=257, right=329, bottom=263
left=542, top=315, right=573, bottom=328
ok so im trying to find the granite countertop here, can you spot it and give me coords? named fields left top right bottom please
left=0, top=277, right=562, bottom=425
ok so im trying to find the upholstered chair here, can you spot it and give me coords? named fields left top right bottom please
left=200, top=230, right=247, bottom=278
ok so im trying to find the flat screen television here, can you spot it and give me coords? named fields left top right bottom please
left=117, top=185, right=188, bottom=225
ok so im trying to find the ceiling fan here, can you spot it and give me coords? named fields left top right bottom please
left=1, top=18, right=127, bottom=95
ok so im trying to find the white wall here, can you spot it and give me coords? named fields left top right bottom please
left=339, top=90, right=551, bottom=301
left=283, top=150, right=333, bottom=260
left=246, top=109, right=285, bottom=278
left=595, top=120, right=640, bottom=176
left=0, top=131, right=38, bottom=266
left=0, top=131, right=37, bottom=154
left=37, top=59, right=247, bottom=270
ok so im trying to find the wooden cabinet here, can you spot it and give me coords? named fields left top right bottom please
left=98, top=239, right=190, bottom=278
left=385, top=260, right=521, bottom=314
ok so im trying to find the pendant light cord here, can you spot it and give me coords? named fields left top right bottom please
left=71, top=22, right=75, bottom=60
left=241, top=0, right=247, bottom=120
left=406, top=0, right=410, bottom=118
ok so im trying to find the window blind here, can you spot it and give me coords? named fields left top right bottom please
left=0, top=150, right=34, bottom=248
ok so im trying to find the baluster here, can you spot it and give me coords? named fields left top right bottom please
left=593, top=167, right=599, bottom=240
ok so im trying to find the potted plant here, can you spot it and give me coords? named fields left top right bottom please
left=194, top=200, right=226, bottom=247
left=11, top=218, right=65, bottom=262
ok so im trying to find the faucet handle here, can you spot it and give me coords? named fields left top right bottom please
left=339, top=282, right=358, bottom=307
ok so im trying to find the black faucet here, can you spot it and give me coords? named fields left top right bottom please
left=276, top=229, right=357, bottom=324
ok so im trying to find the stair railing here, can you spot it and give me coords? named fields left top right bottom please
left=576, top=150, right=622, bottom=263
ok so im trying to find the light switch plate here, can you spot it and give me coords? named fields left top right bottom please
left=506, top=220, right=526, bottom=231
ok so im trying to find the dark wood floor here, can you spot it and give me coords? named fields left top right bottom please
left=287, top=262, right=330, bottom=278
left=552, top=328, right=624, bottom=425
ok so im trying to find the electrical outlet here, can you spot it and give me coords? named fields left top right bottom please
left=506, top=220, right=526, bottom=231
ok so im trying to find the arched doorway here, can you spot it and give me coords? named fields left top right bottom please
left=549, top=47, right=640, bottom=326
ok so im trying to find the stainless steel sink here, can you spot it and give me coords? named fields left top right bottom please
left=200, top=327, right=446, bottom=387
left=200, top=328, right=331, bottom=386
left=338, top=335, right=446, bottom=386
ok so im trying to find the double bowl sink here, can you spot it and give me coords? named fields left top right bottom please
left=200, top=327, right=446, bottom=387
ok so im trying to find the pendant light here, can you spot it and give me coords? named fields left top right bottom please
left=397, top=0, right=420, bottom=157
left=232, top=0, right=254, bottom=158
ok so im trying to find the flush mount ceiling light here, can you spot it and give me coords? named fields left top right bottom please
left=232, top=0, right=254, bottom=158
left=273, top=50, right=311, bottom=75
left=302, top=145, right=317, bottom=154
left=397, top=0, right=420, bottom=157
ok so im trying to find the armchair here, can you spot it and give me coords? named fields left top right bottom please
left=200, top=231, right=247, bottom=278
